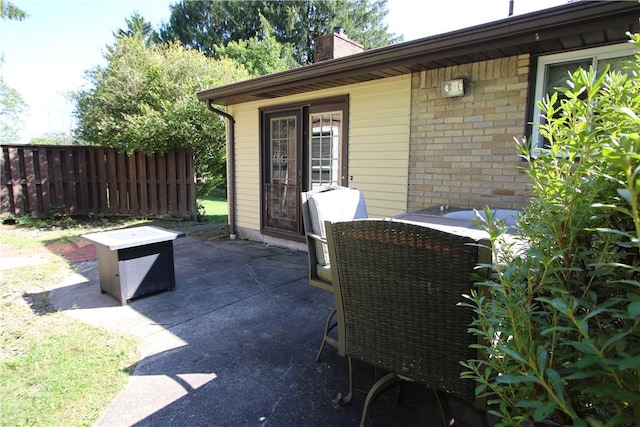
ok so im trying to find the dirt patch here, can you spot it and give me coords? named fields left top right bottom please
left=45, top=241, right=97, bottom=263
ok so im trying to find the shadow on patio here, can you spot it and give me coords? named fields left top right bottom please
left=43, top=235, right=485, bottom=426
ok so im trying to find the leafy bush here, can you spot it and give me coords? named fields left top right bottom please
left=462, top=34, right=640, bottom=426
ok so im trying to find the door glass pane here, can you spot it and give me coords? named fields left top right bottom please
left=309, top=111, right=341, bottom=190
left=270, top=116, right=296, bottom=186
left=265, top=115, right=298, bottom=232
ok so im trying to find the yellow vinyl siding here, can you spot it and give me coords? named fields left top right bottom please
left=227, top=74, right=410, bottom=236
left=349, top=77, right=410, bottom=217
left=231, top=130, right=260, bottom=231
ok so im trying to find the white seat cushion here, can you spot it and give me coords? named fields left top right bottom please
left=308, top=188, right=368, bottom=266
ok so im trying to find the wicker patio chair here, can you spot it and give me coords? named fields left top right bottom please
left=300, top=185, right=368, bottom=360
left=325, top=219, right=487, bottom=426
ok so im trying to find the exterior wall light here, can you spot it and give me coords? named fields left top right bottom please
left=440, top=78, right=465, bottom=98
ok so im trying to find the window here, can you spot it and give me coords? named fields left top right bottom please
left=531, top=43, right=636, bottom=150
left=309, top=111, right=342, bottom=190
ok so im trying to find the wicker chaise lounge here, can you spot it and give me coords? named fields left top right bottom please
left=325, top=219, right=488, bottom=426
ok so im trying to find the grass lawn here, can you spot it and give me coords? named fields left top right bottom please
left=197, top=191, right=228, bottom=224
left=0, top=222, right=139, bottom=426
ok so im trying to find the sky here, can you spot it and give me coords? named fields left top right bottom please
left=1, top=0, right=568, bottom=144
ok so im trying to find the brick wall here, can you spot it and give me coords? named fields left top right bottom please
left=408, top=54, right=532, bottom=212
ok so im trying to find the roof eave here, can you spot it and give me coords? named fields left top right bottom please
left=197, top=1, right=639, bottom=105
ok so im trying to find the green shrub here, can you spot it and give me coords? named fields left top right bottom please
left=462, top=34, right=640, bottom=426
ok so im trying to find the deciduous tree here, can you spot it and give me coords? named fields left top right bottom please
left=0, top=0, right=27, bottom=21
left=1, top=0, right=28, bottom=142
left=73, top=36, right=250, bottom=195
left=0, top=71, right=27, bottom=143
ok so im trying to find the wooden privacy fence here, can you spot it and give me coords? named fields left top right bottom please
left=1, top=145, right=197, bottom=219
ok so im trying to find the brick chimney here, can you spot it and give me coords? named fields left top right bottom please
left=315, top=27, right=364, bottom=62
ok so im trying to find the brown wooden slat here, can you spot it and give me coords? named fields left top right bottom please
left=177, top=149, right=187, bottom=216
left=187, top=148, right=196, bottom=218
left=9, top=147, right=24, bottom=215
left=60, top=149, right=69, bottom=211
left=77, top=148, right=91, bottom=213
left=24, top=148, right=38, bottom=215
left=157, top=154, right=168, bottom=214
left=65, top=150, right=78, bottom=214
left=127, top=154, right=138, bottom=215
left=106, top=149, right=118, bottom=214
left=51, top=149, right=64, bottom=206
left=1, top=147, right=13, bottom=214
left=167, top=151, right=177, bottom=214
left=147, top=154, right=158, bottom=214
left=85, top=149, right=96, bottom=212
left=38, top=149, right=51, bottom=214
left=86, top=150, right=100, bottom=214
left=117, top=152, right=128, bottom=215
left=137, top=152, right=148, bottom=215
left=96, top=147, right=108, bottom=213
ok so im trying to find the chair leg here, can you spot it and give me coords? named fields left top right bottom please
left=374, top=367, right=404, bottom=406
left=394, top=380, right=406, bottom=406
left=333, top=357, right=354, bottom=407
left=359, top=372, right=403, bottom=427
left=315, top=307, right=338, bottom=361
left=434, top=389, right=454, bottom=427
left=445, top=394, right=489, bottom=427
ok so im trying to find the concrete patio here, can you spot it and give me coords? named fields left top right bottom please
left=48, top=231, right=487, bottom=426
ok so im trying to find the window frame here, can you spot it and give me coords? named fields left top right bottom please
left=530, top=42, right=636, bottom=153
